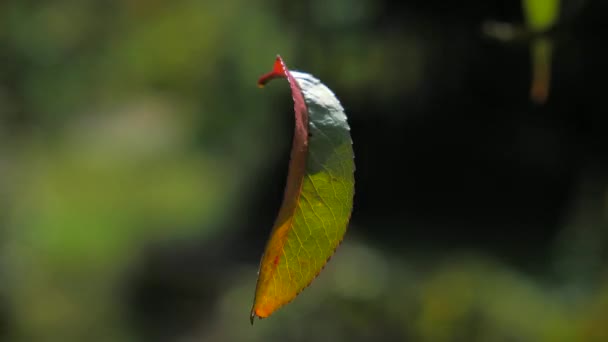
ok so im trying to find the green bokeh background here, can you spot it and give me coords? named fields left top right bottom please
left=0, top=0, right=607, bottom=341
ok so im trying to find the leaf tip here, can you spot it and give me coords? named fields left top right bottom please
left=530, top=84, right=549, bottom=104
left=250, top=307, right=269, bottom=325
left=250, top=309, right=256, bottom=325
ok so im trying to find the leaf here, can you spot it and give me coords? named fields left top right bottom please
left=523, top=0, right=560, bottom=32
left=523, top=0, right=560, bottom=104
left=250, top=56, right=355, bottom=323
left=529, top=37, right=553, bottom=104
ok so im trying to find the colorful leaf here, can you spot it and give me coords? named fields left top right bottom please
left=523, top=0, right=560, bottom=104
left=250, top=56, right=355, bottom=323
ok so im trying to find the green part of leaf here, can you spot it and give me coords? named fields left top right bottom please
left=523, top=0, right=560, bottom=31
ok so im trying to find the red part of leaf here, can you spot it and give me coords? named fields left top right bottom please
left=257, top=56, right=287, bottom=87
left=251, top=56, right=310, bottom=324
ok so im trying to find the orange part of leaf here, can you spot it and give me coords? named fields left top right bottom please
left=251, top=56, right=310, bottom=323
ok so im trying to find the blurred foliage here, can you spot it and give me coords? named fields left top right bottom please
left=203, top=239, right=608, bottom=342
left=1, top=0, right=295, bottom=340
left=0, top=0, right=607, bottom=341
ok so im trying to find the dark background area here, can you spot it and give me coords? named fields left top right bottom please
left=1, top=0, right=607, bottom=341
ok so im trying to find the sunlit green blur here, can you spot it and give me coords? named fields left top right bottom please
left=0, top=1, right=607, bottom=341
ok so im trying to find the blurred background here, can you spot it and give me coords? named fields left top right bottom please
left=1, top=0, right=607, bottom=341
